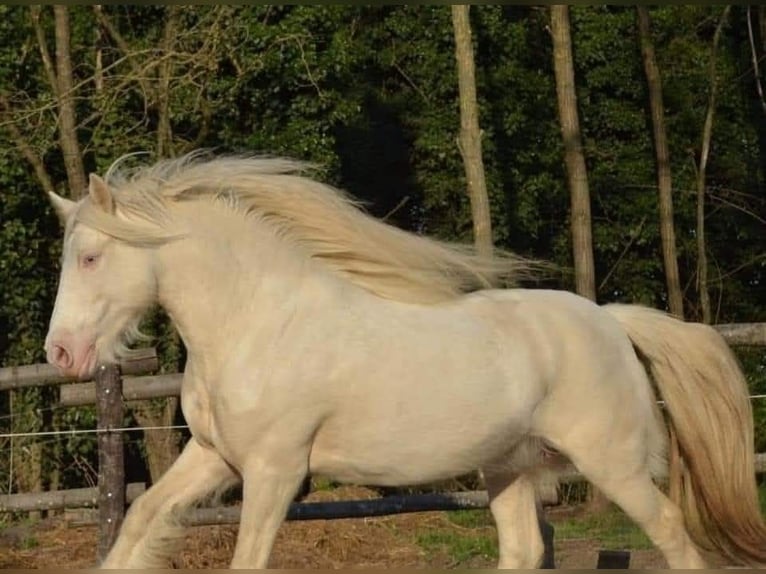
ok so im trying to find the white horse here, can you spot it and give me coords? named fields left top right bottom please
left=44, top=153, right=765, bottom=569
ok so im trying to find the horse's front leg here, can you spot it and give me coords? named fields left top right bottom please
left=229, top=450, right=310, bottom=569
left=102, top=437, right=238, bottom=569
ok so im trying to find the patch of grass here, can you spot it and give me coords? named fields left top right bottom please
left=551, top=507, right=653, bottom=550
left=416, top=529, right=498, bottom=564
left=310, top=477, right=337, bottom=492
left=0, top=515, right=39, bottom=548
left=415, top=510, right=498, bottom=565
left=446, top=509, right=494, bottom=529
left=20, top=534, right=38, bottom=550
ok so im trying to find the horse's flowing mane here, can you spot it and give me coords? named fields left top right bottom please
left=76, top=152, right=540, bottom=304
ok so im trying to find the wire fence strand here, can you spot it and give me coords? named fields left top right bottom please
left=0, top=424, right=189, bottom=440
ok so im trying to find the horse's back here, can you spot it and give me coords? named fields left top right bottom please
left=460, top=288, right=635, bottom=383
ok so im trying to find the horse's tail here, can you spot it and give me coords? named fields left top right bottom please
left=604, top=304, right=766, bottom=566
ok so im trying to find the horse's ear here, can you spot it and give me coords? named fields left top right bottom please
left=88, top=173, right=114, bottom=213
left=48, top=191, right=76, bottom=224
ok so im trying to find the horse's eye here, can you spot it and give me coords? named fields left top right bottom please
left=81, top=253, right=101, bottom=268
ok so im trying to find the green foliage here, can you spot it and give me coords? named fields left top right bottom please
left=434, top=506, right=663, bottom=559
left=447, top=508, right=495, bottom=529
left=310, top=476, right=337, bottom=492
left=416, top=506, right=657, bottom=564
left=19, top=533, right=39, bottom=550
left=0, top=165, right=58, bottom=366
left=416, top=528, right=498, bottom=564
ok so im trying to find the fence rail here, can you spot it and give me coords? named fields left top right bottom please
left=60, top=373, right=182, bottom=406
left=0, top=321, right=764, bottom=564
left=0, top=348, right=158, bottom=392
left=0, top=483, right=145, bottom=513
left=715, top=322, right=766, bottom=346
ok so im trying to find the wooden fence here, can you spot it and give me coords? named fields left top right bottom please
left=0, top=322, right=764, bottom=566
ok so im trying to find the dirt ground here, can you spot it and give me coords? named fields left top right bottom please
left=1, top=486, right=668, bottom=569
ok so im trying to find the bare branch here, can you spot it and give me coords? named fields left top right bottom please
left=747, top=6, right=766, bottom=115
left=715, top=253, right=766, bottom=281
left=93, top=5, right=151, bottom=99
left=0, top=95, right=56, bottom=195
left=393, top=60, right=430, bottom=103
left=30, top=6, right=58, bottom=94
left=11, top=4, right=251, bottom=181
left=598, top=216, right=647, bottom=293
left=296, top=36, right=323, bottom=98
left=181, top=97, right=211, bottom=154
left=696, top=5, right=731, bottom=324
left=706, top=192, right=766, bottom=226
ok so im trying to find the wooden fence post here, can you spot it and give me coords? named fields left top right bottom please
left=95, top=362, right=125, bottom=563
left=538, top=505, right=556, bottom=569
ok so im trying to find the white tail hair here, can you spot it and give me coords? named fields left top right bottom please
left=606, top=304, right=766, bottom=567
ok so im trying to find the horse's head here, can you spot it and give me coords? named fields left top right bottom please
left=45, top=175, right=157, bottom=380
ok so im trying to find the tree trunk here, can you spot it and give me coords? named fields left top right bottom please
left=550, top=5, right=604, bottom=511
left=53, top=6, right=86, bottom=198
left=695, top=6, right=731, bottom=324
left=550, top=5, right=596, bottom=301
left=451, top=5, right=493, bottom=258
left=637, top=6, right=684, bottom=318
left=157, top=6, right=182, bottom=158
left=130, top=398, right=181, bottom=484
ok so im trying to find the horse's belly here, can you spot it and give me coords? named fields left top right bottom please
left=308, top=416, right=527, bottom=486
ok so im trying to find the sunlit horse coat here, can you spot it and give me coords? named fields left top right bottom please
left=45, top=154, right=766, bottom=568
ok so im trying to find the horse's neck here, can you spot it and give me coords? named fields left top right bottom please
left=154, top=203, right=327, bottom=368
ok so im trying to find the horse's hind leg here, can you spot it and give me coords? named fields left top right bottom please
left=578, top=464, right=705, bottom=569
left=536, top=403, right=706, bottom=568
left=482, top=469, right=544, bottom=569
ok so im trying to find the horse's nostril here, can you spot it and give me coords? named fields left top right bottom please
left=52, top=344, right=73, bottom=370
